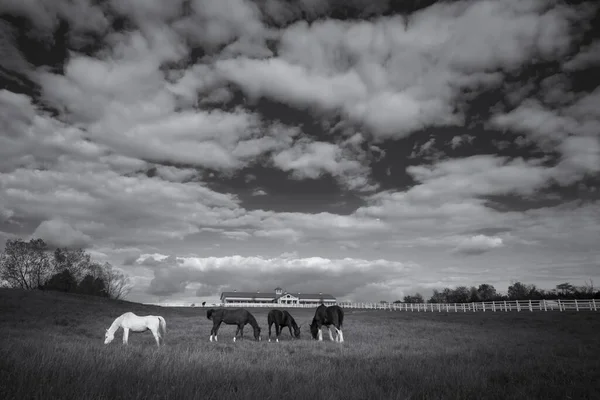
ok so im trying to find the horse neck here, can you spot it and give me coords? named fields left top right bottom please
left=288, top=315, right=298, bottom=328
left=247, top=314, right=259, bottom=329
left=108, top=315, right=124, bottom=334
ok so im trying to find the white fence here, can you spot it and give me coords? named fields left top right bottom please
left=219, top=299, right=598, bottom=312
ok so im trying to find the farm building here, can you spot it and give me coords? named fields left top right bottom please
left=220, top=287, right=337, bottom=305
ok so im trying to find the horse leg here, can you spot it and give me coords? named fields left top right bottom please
left=233, top=325, right=241, bottom=342
left=275, top=324, right=281, bottom=343
left=317, top=324, right=323, bottom=341
left=122, top=328, right=129, bottom=345
left=287, top=324, right=294, bottom=339
left=210, top=321, right=222, bottom=342
left=336, top=327, right=344, bottom=343
left=152, top=328, right=161, bottom=347
left=268, top=321, right=273, bottom=342
left=327, top=326, right=335, bottom=341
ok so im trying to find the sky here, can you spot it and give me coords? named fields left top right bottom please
left=1, top=0, right=599, bottom=306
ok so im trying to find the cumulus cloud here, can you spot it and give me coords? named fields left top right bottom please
left=140, top=253, right=417, bottom=301
left=1, top=0, right=599, bottom=305
left=32, top=219, right=93, bottom=249
left=453, top=235, right=504, bottom=255
left=215, top=0, right=589, bottom=140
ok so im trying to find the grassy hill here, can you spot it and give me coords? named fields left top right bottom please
left=1, top=288, right=599, bottom=400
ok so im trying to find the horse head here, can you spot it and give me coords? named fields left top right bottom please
left=104, top=329, right=114, bottom=345
left=309, top=320, right=319, bottom=339
left=253, top=326, right=262, bottom=341
left=293, top=323, right=302, bottom=338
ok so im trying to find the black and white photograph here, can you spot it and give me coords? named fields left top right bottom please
left=1, top=0, right=599, bottom=398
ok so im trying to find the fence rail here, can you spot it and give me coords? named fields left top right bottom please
left=216, top=299, right=598, bottom=312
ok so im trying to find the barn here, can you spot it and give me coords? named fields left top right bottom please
left=220, top=287, right=337, bottom=306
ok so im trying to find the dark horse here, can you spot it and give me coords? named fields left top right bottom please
left=267, top=309, right=301, bottom=342
left=309, top=304, right=344, bottom=342
left=206, top=308, right=262, bottom=342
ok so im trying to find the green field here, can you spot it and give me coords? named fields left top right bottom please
left=1, top=289, right=599, bottom=400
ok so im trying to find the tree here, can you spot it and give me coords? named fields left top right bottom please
left=0, top=238, right=51, bottom=289
left=476, top=284, right=498, bottom=301
left=507, top=281, right=537, bottom=299
left=101, top=262, right=132, bottom=300
left=52, top=248, right=92, bottom=283
left=556, top=282, right=575, bottom=297
left=449, top=286, right=471, bottom=303
left=77, top=274, right=107, bottom=297
left=403, top=293, right=424, bottom=303
left=577, top=279, right=595, bottom=298
left=45, top=269, right=77, bottom=293
left=428, top=289, right=447, bottom=303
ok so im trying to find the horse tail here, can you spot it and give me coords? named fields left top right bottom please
left=337, top=307, right=344, bottom=328
left=207, top=309, right=214, bottom=320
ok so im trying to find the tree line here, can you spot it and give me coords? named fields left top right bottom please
left=394, top=281, right=600, bottom=304
left=0, top=238, right=131, bottom=300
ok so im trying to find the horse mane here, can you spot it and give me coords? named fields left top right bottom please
left=285, top=311, right=299, bottom=329
left=246, top=311, right=260, bottom=330
left=107, top=314, right=125, bottom=334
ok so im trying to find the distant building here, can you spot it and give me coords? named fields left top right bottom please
left=220, top=287, right=337, bottom=305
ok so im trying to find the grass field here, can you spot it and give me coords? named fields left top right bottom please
left=1, top=289, right=599, bottom=400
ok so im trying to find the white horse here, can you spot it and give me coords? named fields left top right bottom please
left=104, top=312, right=166, bottom=347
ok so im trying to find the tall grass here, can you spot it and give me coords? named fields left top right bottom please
left=1, top=289, right=599, bottom=399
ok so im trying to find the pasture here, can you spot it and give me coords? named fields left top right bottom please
left=1, top=289, right=599, bottom=400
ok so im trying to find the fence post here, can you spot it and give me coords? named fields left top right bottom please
left=482, top=302, right=486, bottom=312
left=516, top=301, right=521, bottom=312
left=503, top=300, right=507, bottom=312
left=543, top=299, right=547, bottom=312
left=454, top=303, right=457, bottom=312
left=558, top=299, right=562, bottom=312
left=575, top=299, right=579, bottom=312
left=529, top=300, right=533, bottom=312
left=593, top=299, right=597, bottom=311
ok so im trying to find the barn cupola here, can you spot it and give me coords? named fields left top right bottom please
left=275, top=287, right=283, bottom=295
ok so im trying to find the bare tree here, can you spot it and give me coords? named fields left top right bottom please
left=0, top=238, right=51, bottom=289
left=52, top=248, right=92, bottom=283
left=101, top=262, right=132, bottom=300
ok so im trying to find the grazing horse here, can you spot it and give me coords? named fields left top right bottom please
left=104, top=312, right=166, bottom=347
left=267, top=309, right=301, bottom=342
left=206, top=308, right=262, bottom=342
left=309, top=304, right=344, bottom=342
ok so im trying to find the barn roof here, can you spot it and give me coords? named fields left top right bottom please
left=221, top=291, right=336, bottom=300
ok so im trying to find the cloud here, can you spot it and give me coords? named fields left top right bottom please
left=32, top=218, right=93, bottom=249
left=453, top=235, right=504, bottom=255
left=563, top=40, right=600, bottom=71
left=141, top=253, right=418, bottom=301
left=1, top=0, right=599, bottom=305
left=0, top=0, right=109, bottom=37
left=215, top=0, right=588, bottom=140
left=271, top=136, right=376, bottom=191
